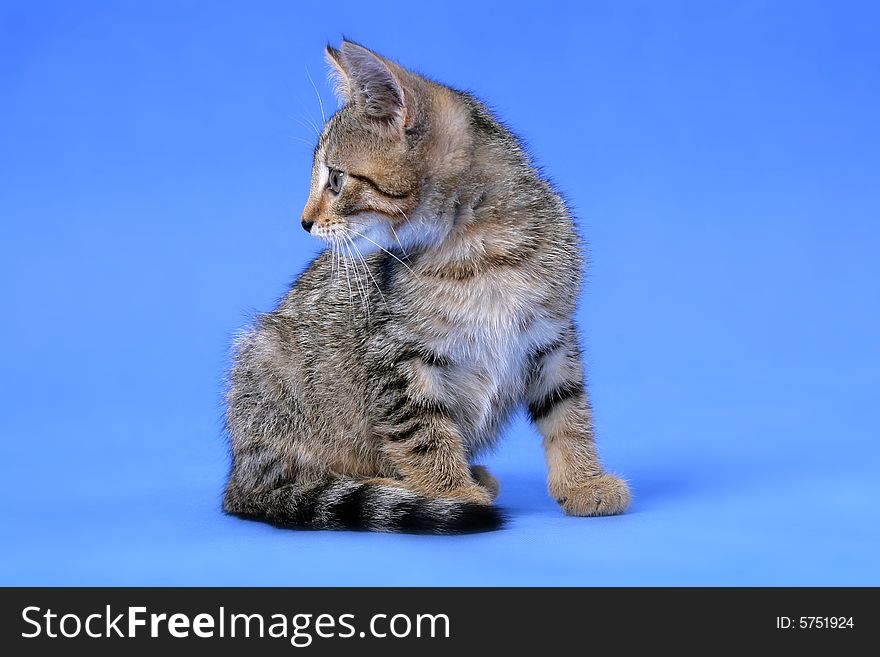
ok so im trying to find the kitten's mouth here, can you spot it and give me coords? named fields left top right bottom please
left=312, top=219, right=390, bottom=257
left=310, top=228, right=372, bottom=260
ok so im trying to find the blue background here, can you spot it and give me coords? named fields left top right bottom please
left=2, top=0, right=878, bottom=585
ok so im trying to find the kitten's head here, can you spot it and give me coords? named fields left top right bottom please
left=301, top=41, right=469, bottom=254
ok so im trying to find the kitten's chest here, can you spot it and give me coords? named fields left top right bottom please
left=413, top=274, right=537, bottom=359
left=404, top=273, right=560, bottom=438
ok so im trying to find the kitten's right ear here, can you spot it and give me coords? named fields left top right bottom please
left=325, top=45, right=351, bottom=103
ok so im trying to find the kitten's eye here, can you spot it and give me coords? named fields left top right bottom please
left=328, top=168, right=345, bottom=194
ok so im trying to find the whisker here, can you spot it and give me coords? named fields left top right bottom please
left=335, top=237, right=341, bottom=285
left=345, top=227, right=416, bottom=275
left=346, top=233, right=387, bottom=306
left=345, top=234, right=372, bottom=309
left=289, top=134, right=316, bottom=149
left=291, top=113, right=319, bottom=138
left=390, top=202, right=409, bottom=221
left=305, top=65, right=326, bottom=124
left=335, top=237, right=344, bottom=291
left=293, top=103, right=320, bottom=136
left=342, top=235, right=370, bottom=317
left=339, top=239, right=354, bottom=311
left=387, top=220, right=409, bottom=258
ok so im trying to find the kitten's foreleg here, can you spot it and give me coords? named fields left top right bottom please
left=524, top=325, right=631, bottom=516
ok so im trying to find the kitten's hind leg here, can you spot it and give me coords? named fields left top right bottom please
left=369, top=346, right=499, bottom=506
left=470, top=465, right=500, bottom=501
left=366, top=468, right=498, bottom=502
left=223, top=447, right=503, bottom=533
left=374, top=374, right=493, bottom=506
left=524, top=325, right=631, bottom=517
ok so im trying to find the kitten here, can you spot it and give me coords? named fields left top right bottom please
left=223, top=40, right=630, bottom=533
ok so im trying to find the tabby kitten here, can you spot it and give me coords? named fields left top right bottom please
left=223, top=41, right=630, bottom=532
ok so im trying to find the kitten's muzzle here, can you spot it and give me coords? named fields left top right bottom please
left=301, top=196, right=322, bottom=233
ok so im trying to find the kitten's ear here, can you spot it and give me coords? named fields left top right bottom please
left=338, top=41, right=407, bottom=125
left=325, top=45, right=351, bottom=103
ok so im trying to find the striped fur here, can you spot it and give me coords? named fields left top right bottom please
left=222, top=41, right=629, bottom=534
left=225, top=474, right=502, bottom=533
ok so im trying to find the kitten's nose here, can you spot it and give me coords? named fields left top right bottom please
left=301, top=218, right=314, bottom=233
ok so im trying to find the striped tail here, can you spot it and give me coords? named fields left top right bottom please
left=224, top=476, right=505, bottom=534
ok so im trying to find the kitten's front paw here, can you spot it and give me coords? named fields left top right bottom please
left=553, top=473, right=631, bottom=517
left=470, top=465, right=500, bottom=501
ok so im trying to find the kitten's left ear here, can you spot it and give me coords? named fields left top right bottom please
left=329, top=41, right=408, bottom=126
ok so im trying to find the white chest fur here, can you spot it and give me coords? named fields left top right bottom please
left=412, top=271, right=563, bottom=444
